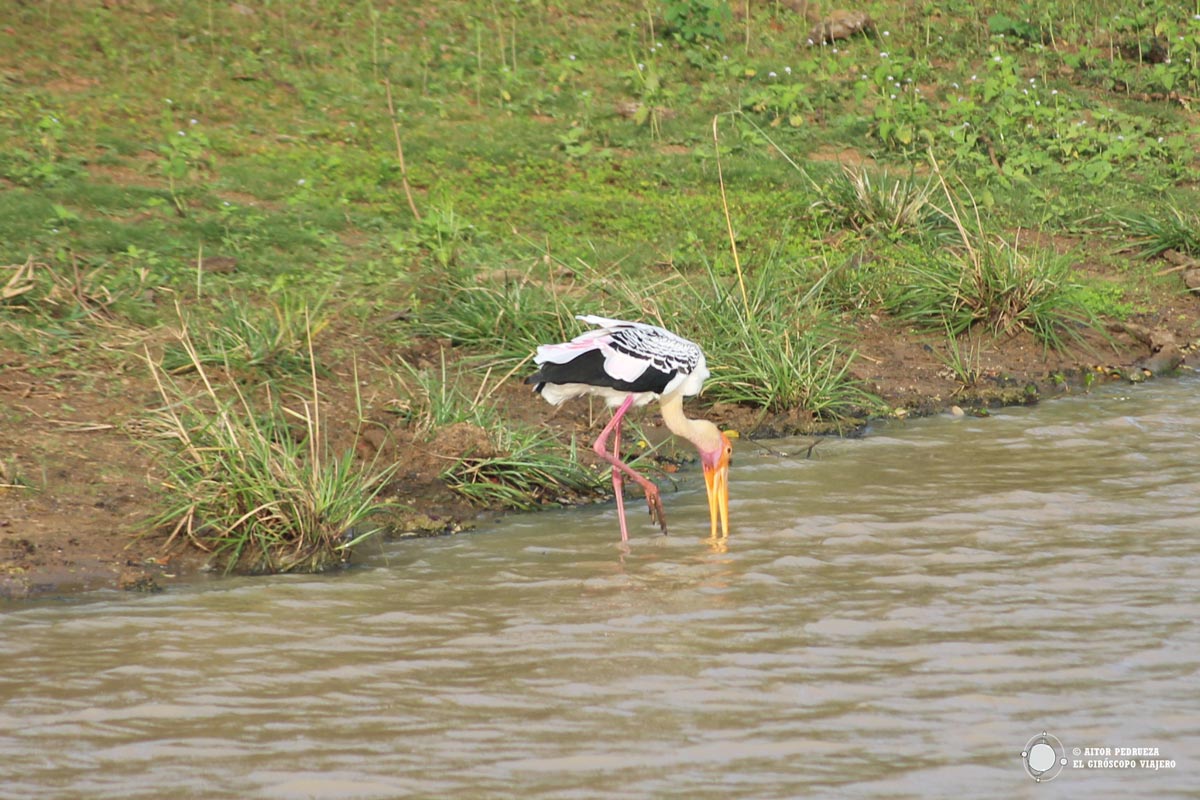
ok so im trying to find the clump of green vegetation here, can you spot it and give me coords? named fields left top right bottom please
left=884, top=238, right=1092, bottom=348
left=1115, top=205, right=1200, bottom=259
left=146, top=327, right=396, bottom=574
left=161, top=296, right=327, bottom=378
left=811, top=166, right=955, bottom=242
left=441, top=425, right=607, bottom=511
left=666, top=261, right=875, bottom=416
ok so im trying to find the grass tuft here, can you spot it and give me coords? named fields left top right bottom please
left=161, top=295, right=328, bottom=378
left=811, top=166, right=956, bottom=243
left=410, top=265, right=574, bottom=367
left=146, top=318, right=396, bottom=574
left=441, top=424, right=606, bottom=511
left=665, top=259, right=876, bottom=416
left=1114, top=206, right=1200, bottom=259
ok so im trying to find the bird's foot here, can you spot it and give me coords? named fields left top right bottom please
left=645, top=487, right=668, bottom=536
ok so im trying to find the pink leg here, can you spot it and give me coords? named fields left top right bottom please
left=611, top=417, right=629, bottom=543
left=592, top=395, right=668, bottom=538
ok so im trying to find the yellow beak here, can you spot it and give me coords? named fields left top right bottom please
left=703, top=460, right=730, bottom=539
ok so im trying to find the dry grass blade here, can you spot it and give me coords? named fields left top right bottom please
left=2, top=257, right=40, bottom=302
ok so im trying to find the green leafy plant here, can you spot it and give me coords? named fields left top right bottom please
left=1114, top=205, right=1200, bottom=259
left=162, top=296, right=328, bottom=377
left=662, top=0, right=732, bottom=44
left=147, top=324, right=396, bottom=574
left=441, top=424, right=606, bottom=510
left=157, top=112, right=212, bottom=214
left=811, top=166, right=955, bottom=242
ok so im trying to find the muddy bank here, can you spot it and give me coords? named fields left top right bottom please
left=1, top=303, right=1196, bottom=600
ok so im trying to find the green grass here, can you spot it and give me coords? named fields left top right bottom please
left=1114, top=205, right=1200, bottom=259
left=441, top=424, right=608, bottom=511
left=3, top=0, right=1199, bottom=566
left=161, top=295, right=328, bottom=378
left=146, top=326, right=396, bottom=574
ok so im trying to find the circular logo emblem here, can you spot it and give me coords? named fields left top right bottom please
left=1021, top=731, right=1067, bottom=782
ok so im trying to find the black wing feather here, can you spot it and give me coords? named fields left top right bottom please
left=526, top=349, right=675, bottom=395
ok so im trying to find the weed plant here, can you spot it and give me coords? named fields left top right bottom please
left=441, top=425, right=606, bottom=510
left=1114, top=205, right=1200, bottom=258
left=664, top=259, right=876, bottom=416
left=410, top=264, right=575, bottom=366
left=161, top=295, right=327, bottom=378
left=147, top=324, right=395, bottom=574
left=884, top=239, right=1091, bottom=348
left=811, top=167, right=956, bottom=242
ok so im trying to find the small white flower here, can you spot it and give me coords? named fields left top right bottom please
left=971, top=74, right=978, bottom=81
left=993, top=55, right=1002, bottom=62
left=638, top=63, right=645, bottom=70
left=1051, top=89, right=1058, bottom=95
left=887, top=75, right=894, bottom=81
left=1029, top=78, right=1036, bottom=84
left=189, top=118, right=198, bottom=125
left=1035, top=101, right=1041, bottom=106
left=807, top=38, right=815, bottom=45
left=177, top=130, right=185, bottom=136
left=723, top=55, right=729, bottom=61
left=832, top=48, right=839, bottom=53
left=569, top=54, right=576, bottom=60
left=951, top=82, right=960, bottom=89
left=784, top=66, right=792, bottom=74
left=769, top=71, right=777, bottom=77
left=880, top=52, right=889, bottom=58
left=1158, top=136, right=1164, bottom=143
left=297, top=179, right=306, bottom=185
left=883, top=30, right=890, bottom=36
left=890, top=94, right=896, bottom=99
left=165, top=98, right=173, bottom=104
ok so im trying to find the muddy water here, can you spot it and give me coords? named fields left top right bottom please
left=3, top=381, right=1199, bottom=799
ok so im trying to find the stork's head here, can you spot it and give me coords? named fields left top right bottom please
left=696, top=425, right=732, bottom=539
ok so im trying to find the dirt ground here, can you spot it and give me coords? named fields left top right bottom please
left=2, top=271, right=1197, bottom=600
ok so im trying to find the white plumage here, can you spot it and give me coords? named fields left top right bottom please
left=531, top=315, right=710, bottom=407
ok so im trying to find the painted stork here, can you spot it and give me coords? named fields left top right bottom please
left=527, top=315, right=732, bottom=543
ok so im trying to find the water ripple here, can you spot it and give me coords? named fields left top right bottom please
left=2, top=380, right=1198, bottom=798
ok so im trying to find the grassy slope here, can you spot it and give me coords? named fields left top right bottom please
left=2, top=1, right=1199, bottom=582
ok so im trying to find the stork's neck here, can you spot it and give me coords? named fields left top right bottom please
left=659, top=392, right=710, bottom=449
